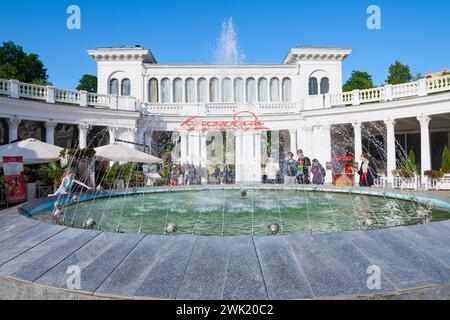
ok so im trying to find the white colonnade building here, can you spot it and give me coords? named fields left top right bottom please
left=1, top=45, right=450, bottom=185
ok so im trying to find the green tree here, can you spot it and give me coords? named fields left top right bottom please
left=76, top=74, right=98, bottom=93
left=0, top=41, right=49, bottom=84
left=441, top=145, right=450, bottom=171
left=387, top=61, right=413, bottom=85
left=342, top=70, right=374, bottom=92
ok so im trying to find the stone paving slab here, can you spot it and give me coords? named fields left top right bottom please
left=35, top=231, right=145, bottom=291
left=388, top=224, right=450, bottom=266
left=427, top=220, right=450, bottom=235
left=96, top=235, right=175, bottom=297
left=0, top=211, right=25, bottom=227
left=343, top=228, right=450, bottom=289
left=222, top=236, right=268, bottom=300
left=0, top=228, right=99, bottom=282
left=135, top=235, right=197, bottom=299
left=0, top=217, right=40, bottom=242
left=177, top=236, right=232, bottom=300
left=0, top=223, right=66, bottom=266
left=254, top=236, right=313, bottom=299
left=288, top=233, right=394, bottom=297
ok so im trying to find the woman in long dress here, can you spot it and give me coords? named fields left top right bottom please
left=50, top=169, right=92, bottom=196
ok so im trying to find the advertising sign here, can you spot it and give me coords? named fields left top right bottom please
left=2, top=156, right=27, bottom=203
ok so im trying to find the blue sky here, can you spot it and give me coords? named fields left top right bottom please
left=1, top=0, right=449, bottom=89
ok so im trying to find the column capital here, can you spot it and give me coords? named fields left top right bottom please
left=7, top=117, right=21, bottom=127
left=383, top=118, right=396, bottom=128
left=45, top=120, right=58, bottom=129
left=352, top=121, right=362, bottom=130
left=417, top=115, right=431, bottom=127
left=79, top=123, right=89, bottom=132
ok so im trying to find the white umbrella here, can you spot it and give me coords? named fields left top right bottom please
left=0, top=138, right=63, bottom=165
left=94, top=143, right=162, bottom=163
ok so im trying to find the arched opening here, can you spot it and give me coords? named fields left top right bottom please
left=148, top=78, right=159, bottom=103
left=185, top=78, right=195, bottom=103
left=282, top=78, right=292, bottom=101
left=246, top=78, right=256, bottom=103
left=270, top=78, right=280, bottom=102
left=320, top=77, right=330, bottom=94
left=258, top=78, right=268, bottom=102
left=121, top=79, right=131, bottom=96
left=160, top=78, right=170, bottom=103
left=197, top=78, right=207, bottom=103
left=209, top=78, right=220, bottom=102
left=309, top=77, right=318, bottom=95
left=222, top=78, right=232, bottom=102
left=109, top=78, right=119, bottom=95
left=173, top=78, right=183, bottom=103
left=234, top=78, right=244, bottom=102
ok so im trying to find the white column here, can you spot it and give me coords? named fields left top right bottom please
left=78, top=123, right=89, bottom=149
left=289, top=129, right=297, bottom=154
left=200, top=131, right=208, bottom=184
left=352, top=121, right=363, bottom=184
left=235, top=131, right=243, bottom=182
left=45, top=121, right=57, bottom=145
left=108, top=127, right=118, bottom=144
left=384, top=119, right=396, bottom=185
left=417, top=115, right=432, bottom=181
left=7, top=117, right=21, bottom=142
left=180, top=131, right=188, bottom=164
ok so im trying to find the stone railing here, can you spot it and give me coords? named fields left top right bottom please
left=0, top=78, right=137, bottom=111
left=323, top=74, right=450, bottom=108
left=1, top=74, right=450, bottom=114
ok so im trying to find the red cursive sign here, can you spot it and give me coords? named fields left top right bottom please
left=178, top=111, right=269, bottom=132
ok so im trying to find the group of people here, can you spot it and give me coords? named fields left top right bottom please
left=268, top=149, right=378, bottom=187
left=169, top=164, right=236, bottom=186
left=273, top=149, right=327, bottom=185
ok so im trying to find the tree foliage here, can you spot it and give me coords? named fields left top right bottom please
left=442, top=145, right=450, bottom=171
left=76, top=74, right=98, bottom=93
left=342, top=70, right=374, bottom=92
left=0, top=41, right=49, bottom=84
left=387, top=61, right=413, bottom=85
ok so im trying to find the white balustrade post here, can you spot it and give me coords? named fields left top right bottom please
left=79, top=90, right=88, bottom=107
left=384, top=119, right=396, bottom=186
left=384, top=84, right=393, bottom=101
left=10, top=80, right=19, bottom=98
left=7, top=117, right=21, bottom=142
left=45, top=121, right=57, bottom=145
left=352, top=90, right=360, bottom=106
left=417, top=115, right=431, bottom=184
left=353, top=121, right=363, bottom=185
left=46, top=86, right=55, bottom=103
left=418, top=79, right=428, bottom=97
left=78, top=124, right=89, bottom=149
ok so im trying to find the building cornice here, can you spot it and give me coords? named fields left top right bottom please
left=87, top=47, right=157, bottom=63
left=283, top=47, right=352, bottom=64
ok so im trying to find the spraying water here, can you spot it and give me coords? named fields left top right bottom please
left=215, top=17, right=245, bottom=65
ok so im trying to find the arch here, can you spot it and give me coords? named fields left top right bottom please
left=160, top=78, right=171, bottom=103
left=309, top=77, right=318, bottom=95
left=258, top=78, right=268, bottom=102
left=148, top=78, right=159, bottom=103
left=270, top=77, right=280, bottom=102
left=109, top=78, right=119, bottom=95
left=197, top=78, right=207, bottom=103
left=282, top=77, right=292, bottom=101
left=246, top=77, right=256, bottom=103
left=209, top=77, right=220, bottom=102
left=173, top=78, right=183, bottom=103
left=320, top=77, right=330, bottom=94
left=222, top=77, right=232, bottom=102
left=234, top=78, right=244, bottom=102
left=185, top=78, right=195, bottom=103
left=121, top=79, right=131, bottom=96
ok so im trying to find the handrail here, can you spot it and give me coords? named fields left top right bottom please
left=1, top=74, right=449, bottom=113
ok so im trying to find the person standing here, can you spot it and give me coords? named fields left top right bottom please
left=296, top=149, right=311, bottom=184
left=311, top=159, right=326, bottom=185
left=283, top=152, right=297, bottom=184
left=358, top=153, right=378, bottom=187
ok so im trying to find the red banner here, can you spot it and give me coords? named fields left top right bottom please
left=2, top=156, right=27, bottom=203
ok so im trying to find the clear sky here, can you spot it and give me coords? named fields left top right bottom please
left=1, top=0, right=449, bottom=89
